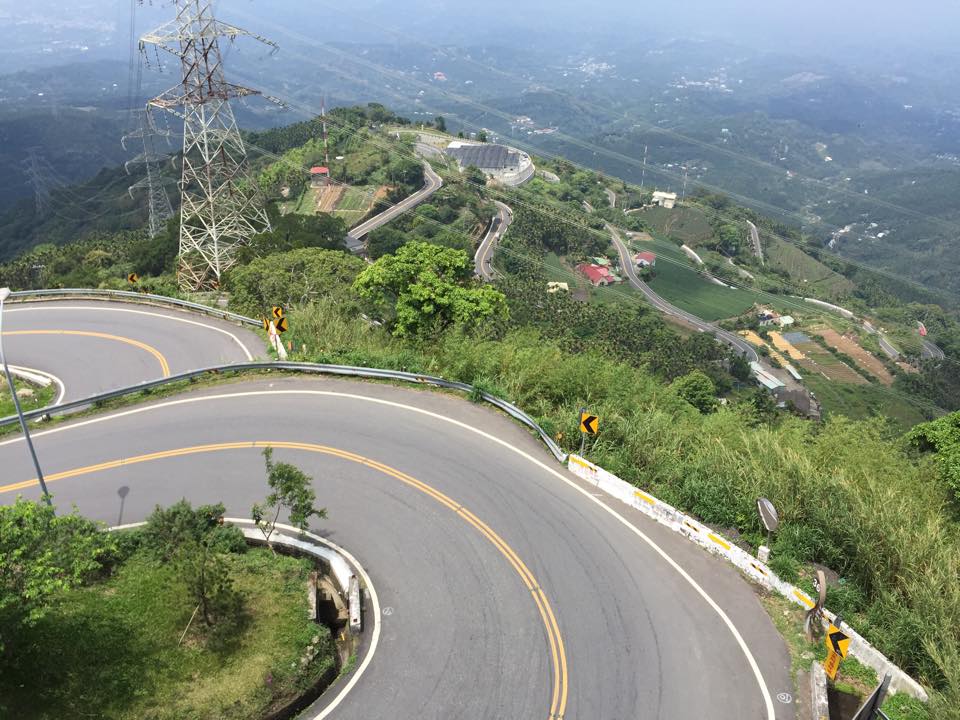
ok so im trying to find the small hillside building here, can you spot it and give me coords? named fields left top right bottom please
left=578, top=263, right=614, bottom=287
left=651, top=191, right=677, bottom=209
left=634, top=251, right=657, bottom=268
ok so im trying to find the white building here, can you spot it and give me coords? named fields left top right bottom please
left=651, top=191, right=677, bottom=209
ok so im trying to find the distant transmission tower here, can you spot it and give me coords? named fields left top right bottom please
left=123, top=109, right=175, bottom=238
left=140, top=1, right=278, bottom=290
left=23, top=148, right=61, bottom=217
left=321, top=96, right=330, bottom=167
left=640, top=144, right=648, bottom=190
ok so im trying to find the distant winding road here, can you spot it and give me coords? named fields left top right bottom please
left=609, top=227, right=760, bottom=362
left=747, top=220, right=764, bottom=264
left=475, top=201, right=512, bottom=280
left=345, top=161, right=443, bottom=253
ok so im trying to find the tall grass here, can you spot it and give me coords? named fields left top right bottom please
left=287, top=302, right=960, bottom=713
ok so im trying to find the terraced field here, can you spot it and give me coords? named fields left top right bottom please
left=791, top=336, right=867, bottom=384
left=629, top=206, right=714, bottom=246
left=818, top=328, right=894, bottom=385
left=765, top=237, right=854, bottom=299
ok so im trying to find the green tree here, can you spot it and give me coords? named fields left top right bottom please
left=671, top=370, right=719, bottom=413
left=227, top=247, right=365, bottom=317
left=233, top=212, right=347, bottom=265
left=716, top=222, right=743, bottom=255
left=477, top=130, right=488, bottom=143
left=142, top=500, right=245, bottom=627
left=142, top=500, right=244, bottom=562
left=907, top=412, right=960, bottom=502
left=367, top=227, right=409, bottom=259
left=252, top=448, right=327, bottom=551
left=0, top=499, right=115, bottom=655
left=354, top=241, right=508, bottom=337
left=434, top=116, right=447, bottom=133
left=179, top=538, right=239, bottom=627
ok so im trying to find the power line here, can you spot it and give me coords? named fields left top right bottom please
left=224, top=34, right=954, bottom=303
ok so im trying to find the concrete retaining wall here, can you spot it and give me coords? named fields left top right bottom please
left=566, top=454, right=928, bottom=701
left=810, top=662, right=830, bottom=720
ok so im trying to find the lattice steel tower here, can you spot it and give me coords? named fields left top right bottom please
left=140, top=1, right=276, bottom=290
left=123, top=109, right=175, bottom=239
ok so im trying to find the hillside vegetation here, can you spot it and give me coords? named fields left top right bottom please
left=1, top=107, right=960, bottom=716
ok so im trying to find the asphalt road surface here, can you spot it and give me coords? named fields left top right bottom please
left=475, top=201, right=512, bottom=280
left=921, top=338, right=946, bottom=361
left=747, top=221, right=764, bottom=264
left=0, top=301, right=797, bottom=719
left=609, top=227, right=761, bottom=363
left=1, top=300, right=265, bottom=401
left=346, top=162, right=443, bottom=253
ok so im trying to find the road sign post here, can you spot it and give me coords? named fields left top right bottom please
left=578, top=409, right=598, bottom=455
left=823, top=615, right=850, bottom=681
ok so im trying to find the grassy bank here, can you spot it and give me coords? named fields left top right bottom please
left=285, top=301, right=959, bottom=715
left=0, top=544, right=335, bottom=719
left=0, top=379, right=56, bottom=418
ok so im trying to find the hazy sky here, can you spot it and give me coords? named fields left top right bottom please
left=3, top=0, right=960, bottom=68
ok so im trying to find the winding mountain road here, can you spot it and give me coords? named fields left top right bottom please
left=345, top=162, right=443, bottom=253
left=475, top=200, right=512, bottom=280
left=0, top=298, right=796, bottom=720
left=747, top=220, right=764, bottom=264
left=609, top=227, right=760, bottom=362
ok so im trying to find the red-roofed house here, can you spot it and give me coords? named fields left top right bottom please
left=578, top=263, right=613, bottom=286
left=634, top=251, right=657, bottom=268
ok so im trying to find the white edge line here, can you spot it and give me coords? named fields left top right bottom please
left=107, top=517, right=381, bottom=719
left=5, top=305, right=258, bottom=362
left=7, top=365, right=67, bottom=406
left=244, top=519, right=381, bottom=720
left=0, top=388, right=775, bottom=719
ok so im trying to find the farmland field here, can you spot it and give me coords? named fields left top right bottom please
left=792, top=339, right=867, bottom=384
left=804, top=374, right=940, bottom=430
left=817, top=327, right=894, bottom=385
left=630, top=206, right=714, bottom=246
left=334, top=186, right=376, bottom=222
left=765, top=237, right=854, bottom=299
left=645, top=255, right=758, bottom=321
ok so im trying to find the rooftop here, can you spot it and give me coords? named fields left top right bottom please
left=445, top=143, right=520, bottom=171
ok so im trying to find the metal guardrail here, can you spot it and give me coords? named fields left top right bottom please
left=8, top=289, right=262, bottom=328
left=0, top=361, right=568, bottom=463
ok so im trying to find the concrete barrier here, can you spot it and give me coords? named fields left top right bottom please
left=112, top=518, right=369, bottom=636
left=811, top=662, right=830, bottom=720
left=566, top=453, right=929, bottom=701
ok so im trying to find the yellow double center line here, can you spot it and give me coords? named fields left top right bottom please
left=2, top=331, right=170, bottom=377
left=0, top=440, right=569, bottom=718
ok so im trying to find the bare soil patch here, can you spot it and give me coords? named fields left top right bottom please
left=818, top=328, right=893, bottom=386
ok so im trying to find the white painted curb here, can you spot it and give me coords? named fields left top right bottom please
left=566, top=454, right=928, bottom=701
left=110, top=518, right=381, bottom=719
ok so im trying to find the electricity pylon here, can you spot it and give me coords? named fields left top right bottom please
left=140, top=1, right=277, bottom=291
left=123, top=109, right=175, bottom=239
left=23, top=148, right=61, bottom=217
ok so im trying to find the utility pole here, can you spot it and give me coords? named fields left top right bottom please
left=140, top=1, right=278, bottom=291
left=123, top=109, right=176, bottom=238
left=681, top=165, right=689, bottom=202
